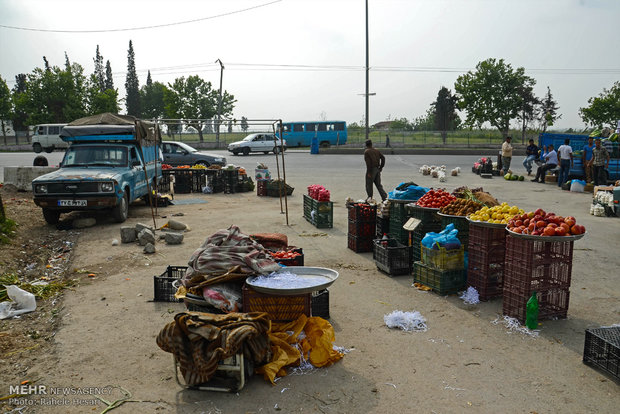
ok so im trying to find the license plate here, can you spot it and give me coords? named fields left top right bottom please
left=58, top=200, right=87, bottom=207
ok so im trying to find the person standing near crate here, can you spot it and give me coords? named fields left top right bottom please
left=364, top=139, right=387, bottom=202
left=592, top=138, right=610, bottom=186
left=557, top=138, right=573, bottom=187
left=500, top=136, right=513, bottom=174
left=582, top=137, right=595, bottom=184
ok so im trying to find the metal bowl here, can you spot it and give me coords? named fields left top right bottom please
left=466, top=217, right=507, bottom=228
left=506, top=228, right=587, bottom=242
left=246, top=267, right=339, bottom=295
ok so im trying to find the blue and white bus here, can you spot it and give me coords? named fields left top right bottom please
left=279, top=121, right=347, bottom=147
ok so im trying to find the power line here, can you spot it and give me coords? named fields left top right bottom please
left=0, top=0, right=281, bottom=33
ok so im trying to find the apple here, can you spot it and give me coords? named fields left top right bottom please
left=548, top=223, right=558, bottom=228
left=524, top=218, right=530, bottom=226
left=513, top=227, right=523, bottom=234
left=565, top=217, right=576, bottom=228
left=528, top=222, right=536, bottom=231
left=543, top=227, right=556, bottom=236
left=555, top=227, right=567, bottom=236
left=535, top=208, right=545, bottom=216
left=536, top=220, right=546, bottom=228
left=515, top=220, right=523, bottom=227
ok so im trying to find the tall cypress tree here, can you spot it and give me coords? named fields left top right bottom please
left=105, top=60, right=114, bottom=90
left=125, top=40, right=140, bottom=117
left=94, top=45, right=105, bottom=92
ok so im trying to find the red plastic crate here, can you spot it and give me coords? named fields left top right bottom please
left=503, top=235, right=573, bottom=293
left=257, top=180, right=268, bottom=196
left=466, top=245, right=505, bottom=300
left=348, top=203, right=377, bottom=221
left=468, top=222, right=506, bottom=250
left=348, top=219, right=376, bottom=238
left=242, top=285, right=311, bottom=322
left=502, top=287, right=570, bottom=322
left=347, top=234, right=374, bottom=253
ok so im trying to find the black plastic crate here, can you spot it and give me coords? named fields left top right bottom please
left=206, top=169, right=224, bottom=193
left=312, top=289, right=330, bottom=319
left=348, top=219, right=376, bottom=238
left=348, top=203, right=377, bottom=221
left=411, top=222, right=443, bottom=262
left=153, top=265, right=187, bottom=302
left=222, top=169, right=239, bottom=194
left=373, top=238, right=412, bottom=276
left=584, top=327, right=620, bottom=382
left=158, top=171, right=173, bottom=193
left=376, top=216, right=390, bottom=239
left=173, top=170, right=193, bottom=194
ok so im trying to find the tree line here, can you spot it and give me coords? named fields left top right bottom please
left=0, top=40, right=237, bottom=142
left=353, top=58, right=620, bottom=142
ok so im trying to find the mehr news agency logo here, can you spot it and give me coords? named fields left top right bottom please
left=7, top=383, right=116, bottom=407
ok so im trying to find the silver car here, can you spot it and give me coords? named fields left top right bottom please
left=228, top=133, right=287, bottom=155
left=161, top=141, right=226, bottom=167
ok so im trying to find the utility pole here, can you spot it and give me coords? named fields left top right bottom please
left=365, top=0, right=369, bottom=140
left=215, top=59, right=224, bottom=147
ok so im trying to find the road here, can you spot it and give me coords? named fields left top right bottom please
left=0, top=149, right=490, bottom=184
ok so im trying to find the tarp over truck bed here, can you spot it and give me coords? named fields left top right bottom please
left=60, top=113, right=161, bottom=145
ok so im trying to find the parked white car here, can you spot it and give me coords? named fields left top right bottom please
left=227, top=133, right=287, bottom=155
left=32, top=123, right=68, bottom=153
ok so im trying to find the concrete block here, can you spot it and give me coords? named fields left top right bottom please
left=164, top=232, right=184, bottom=245
left=138, top=228, right=155, bottom=246
left=120, top=226, right=137, bottom=243
left=3, top=166, right=58, bottom=191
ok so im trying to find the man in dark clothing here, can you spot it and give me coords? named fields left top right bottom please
left=522, top=139, right=538, bottom=175
left=364, top=139, right=387, bottom=201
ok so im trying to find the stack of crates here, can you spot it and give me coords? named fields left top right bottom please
left=502, top=235, right=573, bottom=322
left=407, top=204, right=442, bottom=262
left=303, top=194, right=333, bottom=228
left=467, top=223, right=506, bottom=300
left=222, top=169, right=239, bottom=194
left=388, top=200, right=412, bottom=244
left=206, top=169, right=224, bottom=193
left=173, top=170, right=193, bottom=193
left=347, top=203, right=377, bottom=253
left=413, top=240, right=466, bottom=295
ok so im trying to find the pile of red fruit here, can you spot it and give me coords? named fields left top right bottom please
left=507, top=208, right=586, bottom=236
left=161, top=164, right=173, bottom=170
left=307, top=184, right=330, bottom=202
left=416, top=189, right=456, bottom=209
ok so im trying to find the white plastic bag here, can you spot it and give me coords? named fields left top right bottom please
left=0, top=285, right=37, bottom=319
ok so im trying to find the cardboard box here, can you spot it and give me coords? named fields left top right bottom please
left=584, top=183, right=594, bottom=193
left=545, top=175, right=557, bottom=183
left=593, top=186, right=614, bottom=196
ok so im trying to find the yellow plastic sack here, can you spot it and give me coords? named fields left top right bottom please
left=256, top=314, right=344, bottom=384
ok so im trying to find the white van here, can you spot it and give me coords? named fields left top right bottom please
left=32, top=123, right=68, bottom=153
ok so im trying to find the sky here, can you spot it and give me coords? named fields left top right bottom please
left=0, top=0, right=619, bottom=130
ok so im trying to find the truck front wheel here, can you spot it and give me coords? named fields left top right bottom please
left=112, top=191, right=129, bottom=223
left=42, top=208, right=60, bottom=225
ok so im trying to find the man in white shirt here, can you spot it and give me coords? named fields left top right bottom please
left=501, top=136, right=513, bottom=173
left=556, top=139, right=573, bottom=188
left=531, top=144, right=558, bottom=183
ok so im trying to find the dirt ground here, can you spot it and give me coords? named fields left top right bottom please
left=1, top=163, right=619, bottom=413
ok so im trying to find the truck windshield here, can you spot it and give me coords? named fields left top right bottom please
left=62, top=146, right=128, bottom=167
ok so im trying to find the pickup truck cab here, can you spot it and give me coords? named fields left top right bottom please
left=32, top=114, right=161, bottom=224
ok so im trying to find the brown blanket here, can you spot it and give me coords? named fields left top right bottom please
left=156, top=312, right=271, bottom=386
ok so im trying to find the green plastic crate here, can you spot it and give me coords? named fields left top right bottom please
left=439, top=215, right=469, bottom=251
left=303, top=194, right=333, bottom=228
left=412, top=261, right=466, bottom=295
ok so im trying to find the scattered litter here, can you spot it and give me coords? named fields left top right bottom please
left=280, top=387, right=290, bottom=393
left=88, top=273, right=96, bottom=278
left=384, top=310, right=428, bottom=332
left=0, top=285, right=37, bottom=319
left=492, top=315, right=539, bottom=337
left=333, top=345, right=353, bottom=354
left=460, top=287, right=480, bottom=305
left=412, top=282, right=432, bottom=291
left=385, top=383, right=397, bottom=389
left=112, top=239, right=119, bottom=246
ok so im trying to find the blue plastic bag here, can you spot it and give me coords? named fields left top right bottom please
left=421, top=223, right=461, bottom=249
left=388, top=183, right=429, bottom=201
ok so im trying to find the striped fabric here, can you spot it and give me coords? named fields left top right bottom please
left=185, top=226, right=281, bottom=281
left=156, top=311, right=271, bottom=386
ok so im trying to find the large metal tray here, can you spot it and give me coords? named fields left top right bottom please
left=466, top=217, right=507, bottom=228
left=246, top=267, right=339, bottom=295
left=506, top=229, right=586, bottom=242
left=438, top=212, right=468, bottom=218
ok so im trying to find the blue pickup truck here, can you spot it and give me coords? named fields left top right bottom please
left=32, top=114, right=162, bottom=224
left=538, top=132, right=620, bottom=182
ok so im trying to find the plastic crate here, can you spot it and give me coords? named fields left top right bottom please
left=348, top=219, right=376, bottom=238
left=268, top=247, right=304, bottom=266
left=503, top=235, right=573, bottom=293
left=440, top=215, right=469, bottom=251
left=373, top=238, right=412, bottom=276
left=206, top=169, right=224, bottom=193
left=257, top=180, right=268, bottom=196
left=583, top=327, right=620, bottom=382
left=502, top=287, right=569, bottom=322
left=376, top=216, right=390, bottom=239
left=468, top=222, right=506, bottom=250
left=466, top=245, right=505, bottom=300
left=347, top=234, right=374, bottom=253
left=406, top=204, right=441, bottom=223
left=412, top=261, right=466, bottom=295
left=158, top=171, right=173, bottom=193
left=222, top=169, right=238, bottom=194
left=303, top=194, right=333, bottom=228
left=242, top=285, right=311, bottom=322
left=311, top=289, right=330, bottom=319
left=173, top=170, right=193, bottom=193
left=153, top=265, right=187, bottom=302
left=348, top=203, right=377, bottom=221
left=421, top=245, right=465, bottom=270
